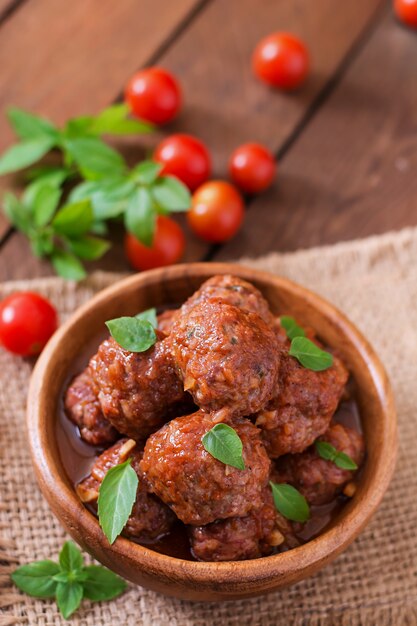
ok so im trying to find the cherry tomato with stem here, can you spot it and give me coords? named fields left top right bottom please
left=252, top=32, right=309, bottom=90
left=188, top=181, right=244, bottom=243
left=125, top=215, right=185, bottom=271
left=124, top=67, right=181, bottom=125
left=154, top=134, right=211, bottom=191
left=0, top=292, right=58, bottom=356
left=394, top=0, right=417, bottom=27
left=229, top=143, right=276, bottom=194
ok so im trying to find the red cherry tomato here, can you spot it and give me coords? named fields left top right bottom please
left=188, top=181, right=244, bottom=243
left=252, top=32, right=309, bottom=90
left=229, top=143, right=276, bottom=194
left=154, top=134, right=211, bottom=191
left=0, top=292, right=58, bottom=356
left=394, top=0, right=417, bottom=27
left=124, top=67, right=181, bottom=125
left=125, top=215, right=185, bottom=271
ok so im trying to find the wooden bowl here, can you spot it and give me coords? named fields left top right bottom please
left=27, top=263, right=397, bottom=601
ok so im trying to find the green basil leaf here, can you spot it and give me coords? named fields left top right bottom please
left=280, top=316, right=306, bottom=340
left=88, top=103, right=153, bottom=136
left=69, top=178, right=133, bottom=220
left=202, top=423, right=245, bottom=470
left=64, top=116, right=95, bottom=138
left=105, top=316, right=157, bottom=352
left=152, top=175, right=191, bottom=213
left=59, top=541, right=83, bottom=572
left=25, top=164, right=71, bottom=183
left=289, top=337, right=333, bottom=371
left=270, top=482, right=310, bottom=523
left=52, top=199, right=93, bottom=236
left=56, top=581, right=83, bottom=619
left=81, top=565, right=127, bottom=601
left=7, top=107, right=58, bottom=141
left=314, top=440, right=337, bottom=462
left=64, top=137, right=126, bottom=180
left=0, top=137, right=55, bottom=175
left=335, top=451, right=358, bottom=471
left=3, top=193, right=31, bottom=234
left=124, top=187, right=156, bottom=246
left=11, top=560, right=60, bottom=598
left=68, top=235, right=110, bottom=260
left=50, top=250, right=87, bottom=281
left=131, top=160, right=162, bottom=185
left=30, top=229, right=55, bottom=257
left=136, top=307, right=157, bottom=328
left=97, top=459, right=139, bottom=545
left=28, top=183, right=62, bottom=227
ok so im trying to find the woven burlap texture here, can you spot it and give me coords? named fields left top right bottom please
left=1, top=227, right=417, bottom=626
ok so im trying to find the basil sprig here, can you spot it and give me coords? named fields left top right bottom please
left=97, top=460, right=139, bottom=545
left=11, top=541, right=126, bottom=620
left=136, top=307, right=158, bottom=328
left=202, top=423, right=246, bottom=470
left=280, top=315, right=306, bottom=340
left=106, top=315, right=157, bottom=352
left=270, top=481, right=310, bottom=523
left=315, top=440, right=358, bottom=470
left=289, top=336, right=333, bottom=371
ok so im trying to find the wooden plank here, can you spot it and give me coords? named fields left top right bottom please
left=0, top=0, right=204, bottom=238
left=215, top=8, right=417, bottom=261
left=0, top=0, right=383, bottom=280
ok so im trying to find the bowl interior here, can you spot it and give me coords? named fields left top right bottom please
left=27, top=263, right=397, bottom=601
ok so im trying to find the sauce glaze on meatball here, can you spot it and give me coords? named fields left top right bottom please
left=169, top=300, right=280, bottom=416
left=140, top=410, right=271, bottom=525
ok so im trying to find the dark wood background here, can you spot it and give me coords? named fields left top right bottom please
left=0, top=0, right=416, bottom=280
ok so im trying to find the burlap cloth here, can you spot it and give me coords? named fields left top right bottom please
left=1, top=227, right=417, bottom=626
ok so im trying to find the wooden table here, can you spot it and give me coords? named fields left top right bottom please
left=0, top=0, right=416, bottom=280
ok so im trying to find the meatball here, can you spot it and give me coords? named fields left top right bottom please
left=140, top=411, right=271, bottom=525
left=64, top=368, right=118, bottom=446
left=189, top=487, right=298, bottom=561
left=89, top=334, right=188, bottom=441
left=273, top=422, right=365, bottom=505
left=256, top=325, right=349, bottom=457
left=180, top=274, right=275, bottom=324
left=76, top=438, right=174, bottom=541
left=157, top=309, right=179, bottom=335
left=169, top=300, right=280, bottom=416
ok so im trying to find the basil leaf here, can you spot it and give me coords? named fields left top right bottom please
left=270, top=482, right=310, bottom=523
left=25, top=164, right=71, bottom=184
left=335, top=452, right=358, bottom=470
left=30, top=229, right=55, bottom=258
left=52, top=199, right=93, bottom=236
left=0, top=137, right=55, bottom=175
left=280, top=316, right=306, bottom=340
left=289, top=337, right=333, bottom=371
left=64, top=137, right=126, bottom=180
left=68, top=235, right=110, bottom=260
left=64, top=116, right=95, bottom=138
left=202, top=423, right=245, bottom=470
left=131, top=160, right=162, bottom=185
left=315, top=441, right=358, bottom=470
left=88, top=103, right=153, bottom=136
left=3, top=193, right=31, bottom=234
left=124, top=187, right=156, bottom=246
left=105, top=316, right=157, bottom=352
left=82, top=565, right=127, bottom=601
left=31, top=184, right=62, bottom=227
left=11, top=560, right=59, bottom=598
left=59, top=541, right=83, bottom=572
left=7, top=107, right=58, bottom=141
left=56, top=581, right=83, bottom=619
left=152, top=175, right=191, bottom=212
left=97, top=459, right=139, bottom=544
left=69, top=178, right=133, bottom=220
left=136, top=307, right=157, bottom=328
left=50, top=250, right=87, bottom=281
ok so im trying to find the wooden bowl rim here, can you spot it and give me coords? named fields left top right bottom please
left=27, top=262, right=397, bottom=587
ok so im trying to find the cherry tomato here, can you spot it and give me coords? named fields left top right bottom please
left=229, top=143, right=276, bottom=194
left=154, top=134, right=211, bottom=191
left=188, top=181, right=244, bottom=243
left=0, top=292, right=58, bottom=356
left=124, top=67, right=181, bottom=125
left=125, top=215, right=185, bottom=271
left=252, top=32, right=309, bottom=90
left=394, top=0, right=417, bottom=27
